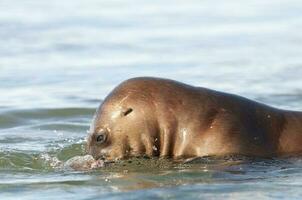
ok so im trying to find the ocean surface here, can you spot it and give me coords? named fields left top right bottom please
left=1, top=0, right=302, bottom=199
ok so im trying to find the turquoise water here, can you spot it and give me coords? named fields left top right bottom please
left=1, top=0, right=302, bottom=199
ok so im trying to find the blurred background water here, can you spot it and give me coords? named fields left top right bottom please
left=1, top=0, right=302, bottom=199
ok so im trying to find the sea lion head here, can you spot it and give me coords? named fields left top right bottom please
left=87, top=80, right=159, bottom=161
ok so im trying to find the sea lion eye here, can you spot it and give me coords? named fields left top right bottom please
left=123, top=108, right=133, bottom=116
left=96, top=133, right=106, bottom=143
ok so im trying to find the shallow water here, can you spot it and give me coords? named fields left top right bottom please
left=1, top=0, right=302, bottom=199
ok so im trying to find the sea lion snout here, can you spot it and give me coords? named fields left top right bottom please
left=87, top=128, right=111, bottom=160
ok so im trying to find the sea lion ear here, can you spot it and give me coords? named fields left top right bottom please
left=123, top=108, right=133, bottom=116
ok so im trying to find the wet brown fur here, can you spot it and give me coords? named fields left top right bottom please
left=87, top=77, right=302, bottom=160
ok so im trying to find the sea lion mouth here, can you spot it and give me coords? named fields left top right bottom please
left=91, top=152, right=108, bottom=161
left=97, top=155, right=106, bottom=161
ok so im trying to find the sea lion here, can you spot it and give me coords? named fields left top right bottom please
left=87, top=77, right=302, bottom=161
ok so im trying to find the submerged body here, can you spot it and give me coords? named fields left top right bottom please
left=87, top=77, right=302, bottom=161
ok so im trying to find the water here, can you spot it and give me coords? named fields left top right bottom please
left=1, top=0, right=302, bottom=199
